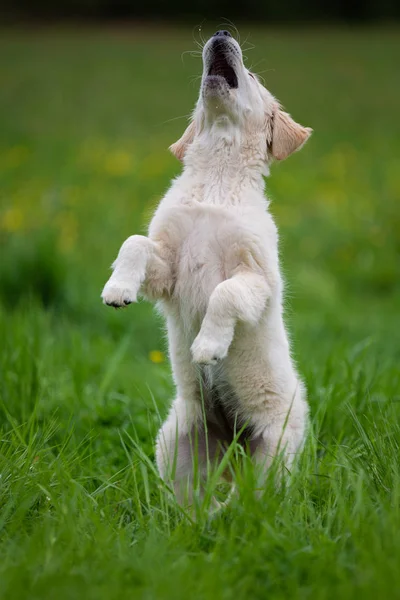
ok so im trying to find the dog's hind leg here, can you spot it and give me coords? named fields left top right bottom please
left=156, top=396, right=218, bottom=506
left=249, top=383, right=308, bottom=489
left=156, top=318, right=226, bottom=508
left=191, top=270, right=270, bottom=365
left=101, top=235, right=172, bottom=307
left=156, top=396, right=234, bottom=512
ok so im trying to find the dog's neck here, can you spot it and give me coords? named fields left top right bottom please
left=181, top=123, right=269, bottom=207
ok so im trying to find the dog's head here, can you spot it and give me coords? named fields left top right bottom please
left=170, top=30, right=312, bottom=164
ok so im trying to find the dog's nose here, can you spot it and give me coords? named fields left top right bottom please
left=213, top=30, right=232, bottom=38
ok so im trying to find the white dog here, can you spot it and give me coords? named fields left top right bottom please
left=102, top=30, right=312, bottom=505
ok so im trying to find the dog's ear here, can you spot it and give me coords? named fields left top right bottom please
left=169, top=120, right=196, bottom=162
left=270, top=109, right=312, bottom=161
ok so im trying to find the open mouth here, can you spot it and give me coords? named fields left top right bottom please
left=207, top=47, right=238, bottom=89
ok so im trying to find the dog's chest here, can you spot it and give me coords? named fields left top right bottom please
left=171, top=209, right=233, bottom=325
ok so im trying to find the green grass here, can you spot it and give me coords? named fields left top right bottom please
left=1, top=25, right=400, bottom=599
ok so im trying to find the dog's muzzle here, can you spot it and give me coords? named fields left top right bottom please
left=203, top=34, right=238, bottom=90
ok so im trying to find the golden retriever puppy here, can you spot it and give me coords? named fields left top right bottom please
left=102, top=30, right=312, bottom=506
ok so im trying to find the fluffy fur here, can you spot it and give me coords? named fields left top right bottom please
left=101, top=31, right=312, bottom=505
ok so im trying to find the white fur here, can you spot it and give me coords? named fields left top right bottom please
left=102, top=33, right=312, bottom=505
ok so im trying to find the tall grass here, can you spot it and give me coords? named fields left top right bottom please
left=0, top=26, right=399, bottom=599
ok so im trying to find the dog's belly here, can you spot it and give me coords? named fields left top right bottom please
left=201, top=365, right=254, bottom=447
left=172, top=210, right=233, bottom=331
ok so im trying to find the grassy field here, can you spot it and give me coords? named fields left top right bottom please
left=1, top=25, right=400, bottom=599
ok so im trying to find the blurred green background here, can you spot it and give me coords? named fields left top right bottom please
left=0, top=24, right=400, bottom=599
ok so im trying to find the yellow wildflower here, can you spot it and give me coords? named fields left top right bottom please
left=104, top=151, right=133, bottom=176
left=1, top=207, right=24, bottom=232
left=149, top=350, right=165, bottom=364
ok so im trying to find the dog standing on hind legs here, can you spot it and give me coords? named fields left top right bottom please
left=102, top=30, right=311, bottom=507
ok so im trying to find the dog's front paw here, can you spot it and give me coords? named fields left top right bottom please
left=191, top=332, right=230, bottom=365
left=101, top=280, right=138, bottom=308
